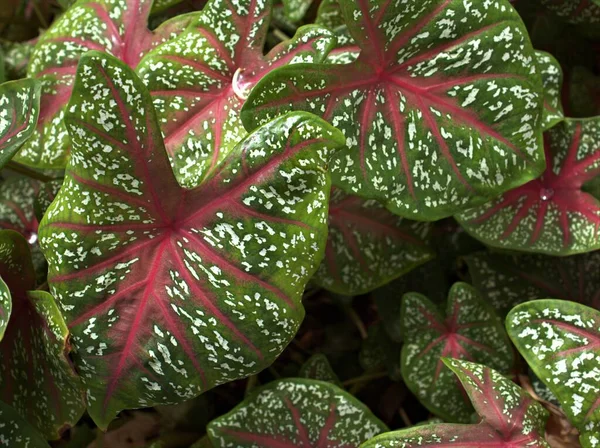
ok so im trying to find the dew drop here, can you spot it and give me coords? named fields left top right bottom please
left=539, top=188, right=554, bottom=201
left=232, top=68, right=253, bottom=100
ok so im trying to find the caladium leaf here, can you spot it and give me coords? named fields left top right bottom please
left=33, top=179, right=63, bottom=222
left=282, top=0, right=314, bottom=23
left=137, top=0, right=335, bottom=188
left=207, top=378, right=388, bottom=447
left=0, top=279, right=9, bottom=341
left=536, top=50, right=564, bottom=131
left=507, top=299, right=600, bottom=448
left=324, top=27, right=360, bottom=65
left=314, top=187, right=434, bottom=296
left=1, top=40, right=35, bottom=80
left=242, top=0, right=545, bottom=220
left=0, top=79, right=40, bottom=169
left=359, top=323, right=401, bottom=380
left=457, top=118, right=600, bottom=255
left=39, top=51, right=344, bottom=429
left=17, top=0, right=197, bottom=170
left=540, top=0, right=600, bottom=26
left=465, top=251, right=600, bottom=316
left=570, top=66, right=600, bottom=118
left=401, top=282, right=514, bottom=422
left=0, top=176, right=41, bottom=245
left=315, top=0, right=343, bottom=29
left=0, top=400, right=50, bottom=448
left=299, top=354, right=342, bottom=386
left=0, top=230, right=84, bottom=440
left=363, top=359, right=550, bottom=448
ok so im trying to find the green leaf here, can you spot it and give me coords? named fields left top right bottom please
left=0, top=79, right=40, bottom=169
left=458, top=118, right=600, bottom=255
left=0, top=278, right=9, bottom=342
left=208, top=378, right=388, bottom=447
left=1, top=40, right=35, bottom=80
left=401, top=282, right=514, bottom=422
left=299, top=354, right=342, bottom=386
left=507, top=299, right=600, bottom=448
left=137, top=0, right=335, bottom=188
left=536, top=50, right=564, bottom=131
left=362, top=359, right=550, bottom=448
left=359, top=323, right=401, bottom=380
left=540, top=0, right=600, bottom=26
left=33, top=179, right=63, bottom=222
left=314, top=187, right=434, bottom=296
left=282, top=0, right=314, bottom=23
left=39, top=51, right=344, bottom=429
left=0, top=400, right=50, bottom=448
left=315, top=0, right=343, bottom=29
left=465, top=251, right=600, bottom=317
left=242, top=0, right=545, bottom=220
left=324, top=26, right=360, bottom=65
left=0, top=230, right=84, bottom=440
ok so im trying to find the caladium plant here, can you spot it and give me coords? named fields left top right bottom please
left=507, top=299, right=600, bottom=448
left=207, top=378, right=388, bottom=447
left=0, top=400, right=50, bottom=448
left=38, top=51, right=344, bottom=428
left=400, top=282, right=514, bottom=422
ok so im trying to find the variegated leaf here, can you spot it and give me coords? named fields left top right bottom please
left=324, top=26, right=359, bottom=65
left=137, top=0, right=335, bottom=188
left=362, top=359, right=550, bottom=448
left=315, top=0, right=343, bottom=29
left=401, top=282, right=514, bottom=422
left=0, top=230, right=84, bottom=440
left=536, top=50, right=564, bottom=131
left=33, top=179, right=63, bottom=222
left=314, top=187, right=434, bottom=296
left=1, top=40, right=36, bottom=80
left=0, top=400, right=50, bottom=448
left=0, top=79, right=40, bottom=169
left=242, top=0, right=545, bottom=220
left=457, top=118, right=600, bottom=255
left=299, top=354, right=342, bottom=386
left=208, top=378, right=388, bottom=447
left=540, top=0, right=600, bottom=25
left=507, top=299, right=600, bottom=448
left=0, top=279, right=9, bottom=342
left=465, top=251, right=600, bottom=316
left=39, top=52, right=344, bottom=429
left=282, top=0, right=314, bottom=23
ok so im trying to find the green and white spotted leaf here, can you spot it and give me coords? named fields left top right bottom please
left=314, top=187, right=434, bottom=296
left=0, top=400, right=51, bottom=448
left=242, top=0, right=545, bottom=220
left=507, top=299, right=600, bottom=448
left=39, top=51, right=344, bottom=429
left=362, top=359, right=550, bottom=448
left=540, top=0, right=600, bottom=25
left=0, top=79, right=40, bottom=169
left=465, top=251, right=600, bottom=316
left=299, top=354, right=341, bottom=386
left=282, top=0, right=314, bottom=23
left=0, top=278, right=9, bottom=341
left=1, top=40, right=35, bottom=80
left=457, top=118, right=600, bottom=255
left=33, top=179, right=63, bottom=223
left=536, top=50, right=564, bottom=131
left=401, top=282, right=514, bottom=422
left=324, top=26, right=360, bottom=65
left=137, top=0, right=335, bottom=188
left=208, top=378, right=388, bottom=447
left=315, top=0, right=343, bottom=29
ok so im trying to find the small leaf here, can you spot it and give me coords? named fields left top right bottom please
left=1, top=40, right=35, bottom=80
left=315, top=0, right=344, bottom=29
left=457, top=118, right=600, bottom=255
left=540, top=0, right=600, bottom=26
left=242, top=0, right=545, bottom=220
left=299, top=354, right=342, bottom=386
left=0, top=400, right=50, bottom=448
left=282, top=0, right=314, bottom=23
left=362, top=359, right=550, bottom=448
left=536, top=50, right=564, bottom=130
left=401, top=283, right=514, bottom=422
left=360, top=323, right=401, bottom=380
left=507, top=299, right=600, bottom=448
left=465, top=251, right=600, bottom=316
left=314, top=187, right=434, bottom=296
left=208, top=378, right=388, bottom=447
left=39, top=51, right=344, bottom=429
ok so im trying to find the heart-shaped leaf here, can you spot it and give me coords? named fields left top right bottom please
left=0, top=400, right=50, bottom=448
left=137, top=0, right=335, bottom=187
left=299, top=354, right=341, bottom=386
left=314, top=187, right=434, bottom=296
left=465, top=251, right=600, bottom=316
left=507, top=299, right=600, bottom=448
left=0, top=79, right=40, bottom=169
left=457, top=118, right=600, bottom=255
left=242, top=0, right=545, bottom=220
left=401, top=282, right=514, bottom=422
left=536, top=50, right=564, bottom=131
left=207, top=378, right=388, bottom=447
left=39, top=51, right=344, bottom=429
left=363, top=359, right=550, bottom=448
left=0, top=230, right=84, bottom=440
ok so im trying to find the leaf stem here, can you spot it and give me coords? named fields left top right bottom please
left=342, top=370, right=387, bottom=387
left=344, top=306, right=367, bottom=339
left=273, top=28, right=291, bottom=43
left=5, top=161, right=54, bottom=182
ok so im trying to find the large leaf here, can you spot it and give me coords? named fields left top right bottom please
left=137, top=0, right=335, bottom=187
left=401, top=282, right=514, bottom=422
left=39, top=51, right=344, bottom=429
left=0, top=400, right=50, bottom=448
left=507, top=299, right=600, bottom=448
left=362, top=359, right=550, bottom=448
left=17, top=0, right=196, bottom=170
left=314, top=187, right=434, bottom=296
left=457, top=118, right=600, bottom=255
left=0, top=79, right=40, bottom=169
left=536, top=50, right=564, bottom=131
left=465, top=251, right=600, bottom=316
left=0, top=230, right=84, bottom=440
left=208, top=378, right=388, bottom=447
left=242, top=0, right=545, bottom=220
